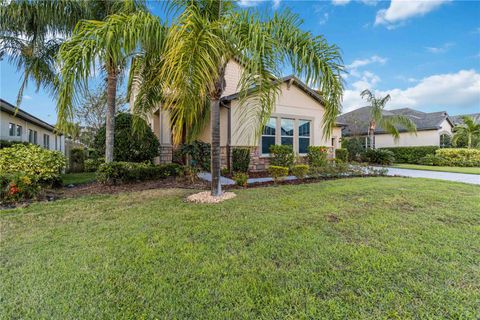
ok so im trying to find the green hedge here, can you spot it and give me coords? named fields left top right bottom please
left=380, top=146, right=438, bottom=164
left=335, top=148, right=348, bottom=162
left=97, top=162, right=182, bottom=185
left=268, top=165, right=289, bottom=182
left=232, top=148, right=250, bottom=173
left=307, top=146, right=329, bottom=167
left=362, top=149, right=395, bottom=165
left=435, top=148, right=480, bottom=167
left=0, top=140, right=30, bottom=149
left=270, top=145, right=295, bottom=168
left=1, top=173, right=41, bottom=203
left=69, top=148, right=85, bottom=173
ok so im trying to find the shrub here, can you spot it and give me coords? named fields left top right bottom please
left=309, top=160, right=348, bottom=177
left=291, top=164, right=309, bottom=179
left=380, top=146, right=438, bottom=164
left=0, top=173, right=41, bottom=203
left=97, top=162, right=182, bottom=185
left=183, top=165, right=199, bottom=184
left=232, top=148, right=250, bottom=173
left=69, top=148, right=85, bottom=173
left=233, top=172, right=248, bottom=187
left=362, top=149, right=395, bottom=165
left=335, top=148, right=348, bottom=162
left=342, top=138, right=364, bottom=161
left=179, top=140, right=211, bottom=171
left=417, top=154, right=449, bottom=166
left=0, top=140, right=30, bottom=149
left=0, top=144, right=66, bottom=184
left=268, top=165, right=289, bottom=183
left=94, top=113, right=160, bottom=163
left=435, top=148, right=480, bottom=167
left=84, top=158, right=105, bottom=172
left=307, top=146, right=329, bottom=167
left=269, top=145, right=295, bottom=168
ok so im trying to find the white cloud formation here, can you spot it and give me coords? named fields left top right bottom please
left=332, top=0, right=350, bottom=5
left=319, top=12, right=329, bottom=25
left=345, top=55, right=387, bottom=78
left=425, top=42, right=454, bottom=54
left=375, top=0, right=450, bottom=28
left=23, top=95, right=32, bottom=100
left=237, top=0, right=280, bottom=8
left=273, top=0, right=281, bottom=9
left=342, top=69, right=480, bottom=113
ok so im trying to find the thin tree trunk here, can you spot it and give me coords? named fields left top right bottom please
left=210, top=66, right=226, bottom=196
left=105, top=67, right=117, bottom=163
left=468, top=134, right=472, bottom=148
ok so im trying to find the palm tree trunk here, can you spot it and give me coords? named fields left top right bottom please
left=468, top=133, right=472, bottom=148
left=105, top=66, right=117, bottom=163
left=210, top=66, right=226, bottom=196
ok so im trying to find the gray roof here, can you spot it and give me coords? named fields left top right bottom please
left=0, top=98, right=60, bottom=133
left=450, top=113, right=480, bottom=125
left=337, top=106, right=453, bottom=136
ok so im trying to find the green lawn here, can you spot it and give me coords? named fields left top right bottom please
left=392, top=163, right=480, bottom=175
left=1, top=178, right=479, bottom=319
left=61, top=172, right=96, bottom=185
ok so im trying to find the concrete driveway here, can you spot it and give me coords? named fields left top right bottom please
left=381, top=167, right=480, bottom=185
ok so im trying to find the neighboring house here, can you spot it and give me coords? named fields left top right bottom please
left=0, top=98, right=65, bottom=152
left=337, top=106, right=454, bottom=148
left=131, top=59, right=343, bottom=171
left=450, top=113, right=480, bottom=125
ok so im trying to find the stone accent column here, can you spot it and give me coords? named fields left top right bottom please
left=159, top=144, right=173, bottom=164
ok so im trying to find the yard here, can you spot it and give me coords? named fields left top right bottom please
left=1, top=177, right=479, bottom=319
left=392, top=163, right=480, bottom=175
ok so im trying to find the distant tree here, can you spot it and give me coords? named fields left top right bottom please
left=360, top=89, right=417, bottom=149
left=452, top=116, right=480, bottom=148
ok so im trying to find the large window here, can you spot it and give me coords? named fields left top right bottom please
left=298, top=120, right=310, bottom=154
left=16, top=125, right=22, bottom=137
left=9, top=123, right=15, bottom=136
left=43, top=134, right=50, bottom=149
left=29, top=129, right=34, bottom=143
left=281, top=118, right=294, bottom=146
left=261, top=117, right=276, bottom=154
left=33, top=131, right=38, bottom=144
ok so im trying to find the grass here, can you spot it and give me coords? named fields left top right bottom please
left=392, top=163, right=480, bottom=175
left=61, top=172, right=96, bottom=185
left=1, top=177, right=479, bottom=319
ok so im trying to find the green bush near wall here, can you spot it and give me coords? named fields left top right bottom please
left=232, top=148, right=251, bottom=173
left=97, top=162, right=182, bottom=185
left=69, top=148, right=85, bottom=173
left=380, top=146, right=438, bottom=164
left=335, top=148, right=349, bottom=162
left=0, top=140, right=30, bottom=149
left=270, top=145, right=295, bottom=168
left=307, top=146, right=329, bottom=167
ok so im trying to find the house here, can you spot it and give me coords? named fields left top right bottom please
left=131, top=60, right=343, bottom=171
left=337, top=106, right=454, bottom=148
left=450, top=113, right=480, bottom=125
left=0, top=98, right=65, bottom=152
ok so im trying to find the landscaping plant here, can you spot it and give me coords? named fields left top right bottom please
left=270, top=145, right=295, bottom=168
left=0, top=173, right=40, bottom=203
left=335, top=148, right=348, bottom=162
left=233, top=172, right=248, bottom=187
left=307, top=146, right=329, bottom=167
left=179, top=141, right=211, bottom=171
left=380, top=146, right=438, bottom=164
left=291, top=164, right=309, bottom=179
left=69, top=148, right=86, bottom=173
left=342, top=138, right=364, bottom=161
left=97, top=162, right=182, bottom=185
left=268, top=166, right=289, bottom=183
left=232, top=148, right=251, bottom=173
left=362, top=149, right=395, bottom=165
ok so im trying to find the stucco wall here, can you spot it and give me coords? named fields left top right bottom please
left=1, top=111, right=65, bottom=152
left=374, top=119, right=453, bottom=148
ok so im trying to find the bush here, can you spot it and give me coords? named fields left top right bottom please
left=84, top=158, right=104, bottom=172
left=335, top=148, right=348, bottom=162
left=362, top=149, right=395, bottom=165
left=307, top=146, right=329, bottom=167
left=94, top=113, right=160, bottom=163
left=380, top=146, right=438, bottom=164
left=0, top=173, right=41, bottom=203
left=0, top=140, right=30, bottom=149
left=183, top=165, right=199, bottom=184
left=268, top=165, right=289, bottom=183
left=97, top=162, right=182, bottom=185
left=0, top=144, right=66, bottom=184
left=291, top=164, right=309, bottom=179
left=232, top=148, right=250, bottom=173
left=233, top=172, right=248, bottom=187
left=342, top=138, right=364, bottom=161
left=435, top=148, right=480, bottom=167
left=179, top=140, right=211, bottom=171
left=269, top=145, right=295, bottom=168
left=417, top=154, right=449, bottom=166
left=69, top=148, right=85, bottom=173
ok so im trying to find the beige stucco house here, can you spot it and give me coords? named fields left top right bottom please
left=0, top=98, right=65, bottom=152
left=337, top=106, right=454, bottom=148
left=131, top=60, right=343, bottom=171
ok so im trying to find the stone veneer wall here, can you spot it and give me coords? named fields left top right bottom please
left=158, top=144, right=173, bottom=164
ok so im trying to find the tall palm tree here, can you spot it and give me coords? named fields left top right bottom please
left=452, top=116, right=480, bottom=148
left=132, top=0, right=344, bottom=196
left=56, top=5, right=162, bottom=162
left=360, top=89, right=416, bottom=149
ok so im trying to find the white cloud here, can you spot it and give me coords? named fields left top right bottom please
left=332, top=0, right=350, bottom=5
left=273, top=0, right=281, bottom=9
left=23, top=95, right=32, bottom=100
left=375, top=0, right=450, bottom=28
left=347, top=55, right=387, bottom=70
left=319, top=12, right=329, bottom=25
left=342, top=69, right=480, bottom=113
left=425, top=42, right=454, bottom=54
left=237, top=0, right=280, bottom=8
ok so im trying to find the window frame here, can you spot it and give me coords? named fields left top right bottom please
left=298, top=119, right=311, bottom=155
left=261, top=117, right=277, bottom=155
left=9, top=123, right=15, bottom=136
left=16, top=125, right=22, bottom=137
left=43, top=134, right=50, bottom=149
left=33, top=131, right=38, bottom=144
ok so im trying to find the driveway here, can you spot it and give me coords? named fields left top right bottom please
left=381, top=167, right=480, bottom=185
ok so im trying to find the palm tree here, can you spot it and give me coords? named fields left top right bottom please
left=452, top=116, right=480, bottom=148
left=132, top=0, right=344, bottom=196
left=360, top=89, right=416, bottom=149
left=56, top=5, right=162, bottom=162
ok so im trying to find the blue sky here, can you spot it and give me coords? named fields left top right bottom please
left=1, top=0, right=479, bottom=125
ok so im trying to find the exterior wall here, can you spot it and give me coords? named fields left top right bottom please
left=1, top=110, right=65, bottom=153
left=197, top=106, right=229, bottom=146
left=222, top=60, right=243, bottom=97
left=375, top=130, right=440, bottom=148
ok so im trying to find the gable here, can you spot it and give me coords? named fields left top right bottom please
left=222, top=60, right=244, bottom=97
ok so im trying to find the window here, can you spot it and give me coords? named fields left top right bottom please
left=16, top=125, right=22, bottom=137
left=29, top=129, right=34, bottom=143
left=43, top=134, right=50, bottom=149
left=440, top=133, right=451, bottom=148
left=261, top=117, right=276, bottom=154
left=55, top=136, right=58, bottom=150
left=281, top=118, right=294, bottom=146
left=33, top=131, right=38, bottom=144
left=9, top=123, right=15, bottom=136
left=298, top=120, right=310, bottom=154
